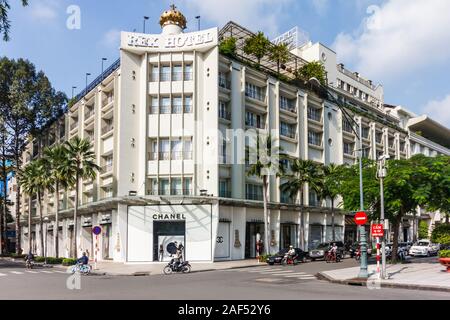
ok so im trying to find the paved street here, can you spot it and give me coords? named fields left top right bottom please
left=0, top=258, right=449, bottom=300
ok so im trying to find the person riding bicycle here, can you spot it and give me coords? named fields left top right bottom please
left=77, top=252, right=89, bottom=265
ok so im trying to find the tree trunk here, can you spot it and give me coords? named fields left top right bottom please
left=15, top=186, right=21, bottom=254
left=72, top=171, right=79, bottom=259
left=28, top=197, right=32, bottom=254
left=446, top=213, right=449, bottom=225
left=331, top=198, right=335, bottom=242
left=54, top=183, right=59, bottom=258
left=262, top=175, right=269, bottom=255
left=391, top=216, right=402, bottom=264
left=1, top=156, right=7, bottom=254
left=38, top=191, right=44, bottom=257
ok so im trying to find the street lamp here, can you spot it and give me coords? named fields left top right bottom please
left=43, top=216, right=49, bottom=266
left=143, top=16, right=149, bottom=33
left=377, top=154, right=390, bottom=279
left=101, top=57, right=108, bottom=74
left=71, top=86, right=77, bottom=99
left=195, top=16, right=201, bottom=31
left=85, top=73, right=91, bottom=96
left=308, top=77, right=369, bottom=279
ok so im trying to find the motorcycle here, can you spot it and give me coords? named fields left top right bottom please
left=163, top=258, right=191, bottom=275
left=354, top=248, right=361, bottom=261
left=25, top=258, right=34, bottom=269
left=281, top=254, right=298, bottom=266
left=325, top=250, right=341, bottom=263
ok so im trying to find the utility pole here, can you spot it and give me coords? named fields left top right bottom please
left=195, top=16, right=201, bottom=31
left=378, top=154, right=389, bottom=279
left=143, top=16, right=149, bottom=33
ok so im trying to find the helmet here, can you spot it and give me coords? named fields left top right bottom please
left=289, top=245, right=293, bottom=249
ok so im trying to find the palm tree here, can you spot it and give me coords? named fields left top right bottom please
left=246, top=133, right=283, bottom=255
left=316, top=164, right=342, bottom=242
left=0, top=0, right=28, bottom=41
left=281, top=159, right=322, bottom=250
left=64, top=137, right=99, bottom=259
left=269, top=43, right=290, bottom=75
left=243, top=31, right=271, bottom=67
left=43, top=144, right=72, bottom=258
left=19, top=159, right=53, bottom=254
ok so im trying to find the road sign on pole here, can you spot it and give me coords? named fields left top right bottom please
left=372, top=224, right=384, bottom=238
left=354, top=211, right=368, bottom=225
left=92, top=226, right=102, bottom=270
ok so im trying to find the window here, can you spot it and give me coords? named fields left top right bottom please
left=343, top=119, right=353, bottom=133
left=344, top=142, right=354, bottom=155
left=308, top=131, right=322, bottom=146
left=280, top=122, right=295, bottom=139
left=220, top=139, right=227, bottom=164
left=362, top=127, right=370, bottom=139
left=307, top=106, right=322, bottom=122
left=362, top=146, right=370, bottom=158
left=151, top=65, right=159, bottom=82
left=184, top=95, right=192, bottom=113
left=172, top=65, right=183, bottom=81
left=376, top=132, right=383, bottom=144
left=246, top=184, right=263, bottom=201
left=182, top=138, right=192, bottom=160
left=280, top=96, right=295, bottom=112
left=149, top=140, right=158, bottom=160
left=309, top=190, right=320, bottom=207
left=171, top=178, right=182, bottom=195
left=219, top=179, right=230, bottom=198
left=219, top=101, right=230, bottom=120
left=245, top=111, right=263, bottom=129
left=159, top=179, right=170, bottom=195
left=172, top=96, right=183, bottom=114
left=159, top=139, right=170, bottom=160
left=161, top=65, right=170, bottom=82
left=160, top=97, right=171, bottom=114
left=171, top=139, right=183, bottom=160
left=245, top=83, right=264, bottom=101
left=184, top=64, right=193, bottom=81
left=219, top=72, right=230, bottom=89
left=183, top=178, right=192, bottom=195
left=150, top=96, right=158, bottom=114
left=148, top=179, right=158, bottom=195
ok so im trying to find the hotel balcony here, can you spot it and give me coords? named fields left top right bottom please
left=101, top=163, right=113, bottom=175
left=307, top=107, right=322, bottom=123
left=70, top=121, right=78, bottom=132
left=219, top=77, right=231, bottom=90
left=101, top=123, right=114, bottom=135
left=85, top=109, right=95, bottom=122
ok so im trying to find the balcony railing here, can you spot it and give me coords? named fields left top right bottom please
left=245, top=90, right=265, bottom=102
left=219, top=190, right=232, bottom=198
left=343, top=121, right=354, bottom=134
left=159, top=152, right=170, bottom=160
left=246, top=192, right=263, bottom=201
left=219, top=109, right=231, bottom=120
left=245, top=120, right=265, bottom=129
left=101, top=124, right=114, bottom=135
left=184, top=72, right=193, bottom=81
left=219, top=78, right=231, bottom=89
left=307, top=107, right=322, bottom=122
left=85, top=109, right=95, bottom=120
left=101, top=163, right=113, bottom=174
left=147, top=189, right=193, bottom=196
left=280, top=129, right=296, bottom=139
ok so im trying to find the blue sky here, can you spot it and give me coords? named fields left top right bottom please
left=1, top=0, right=449, bottom=127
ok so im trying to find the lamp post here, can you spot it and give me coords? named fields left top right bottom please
left=143, top=16, right=149, bottom=33
left=71, top=86, right=77, bottom=99
left=85, top=73, right=91, bottom=96
left=195, top=16, right=201, bottom=31
left=308, top=77, right=369, bottom=279
left=43, top=216, right=49, bottom=266
left=101, top=58, right=107, bottom=74
left=377, top=154, right=389, bottom=279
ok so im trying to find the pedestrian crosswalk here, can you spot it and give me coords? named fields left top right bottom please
left=220, top=266, right=317, bottom=281
left=0, top=269, right=68, bottom=278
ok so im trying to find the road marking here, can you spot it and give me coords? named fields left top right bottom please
left=54, top=270, right=68, bottom=274
left=0, top=273, right=6, bottom=277
left=248, top=268, right=283, bottom=273
left=283, top=272, right=308, bottom=277
left=10, top=271, right=24, bottom=275
left=25, top=271, right=39, bottom=274
left=40, top=271, right=53, bottom=274
left=297, top=276, right=316, bottom=280
left=265, top=271, right=296, bottom=275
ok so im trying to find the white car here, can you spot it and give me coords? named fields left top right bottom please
left=409, top=240, right=439, bottom=257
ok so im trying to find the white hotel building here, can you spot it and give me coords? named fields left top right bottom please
left=17, top=7, right=450, bottom=262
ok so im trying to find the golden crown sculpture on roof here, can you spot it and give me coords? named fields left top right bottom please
left=159, top=4, right=187, bottom=30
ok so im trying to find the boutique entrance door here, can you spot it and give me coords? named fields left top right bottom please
left=153, top=221, right=185, bottom=262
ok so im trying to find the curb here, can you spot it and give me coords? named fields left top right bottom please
left=317, top=272, right=450, bottom=293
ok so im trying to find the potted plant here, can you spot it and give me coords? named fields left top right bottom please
left=439, top=250, right=450, bottom=272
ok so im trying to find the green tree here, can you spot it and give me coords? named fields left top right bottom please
left=0, top=57, right=67, bottom=254
left=316, top=163, right=343, bottom=242
left=418, top=220, right=429, bottom=240
left=296, top=61, right=327, bottom=85
left=269, top=42, right=290, bottom=75
left=431, top=224, right=450, bottom=246
left=281, top=159, right=322, bottom=249
left=243, top=31, right=271, bottom=67
left=219, top=37, right=237, bottom=56
left=64, top=137, right=99, bottom=258
left=18, top=161, right=38, bottom=253
left=0, top=0, right=29, bottom=41
left=43, top=144, right=72, bottom=258
left=246, top=133, right=282, bottom=255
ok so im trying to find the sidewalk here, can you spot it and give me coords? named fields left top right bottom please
left=56, top=259, right=264, bottom=276
left=318, top=260, right=450, bottom=293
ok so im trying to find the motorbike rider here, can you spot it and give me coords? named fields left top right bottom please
left=25, top=251, right=34, bottom=265
left=329, top=243, right=338, bottom=260
left=287, top=245, right=296, bottom=261
left=173, top=243, right=184, bottom=270
left=77, top=252, right=89, bottom=265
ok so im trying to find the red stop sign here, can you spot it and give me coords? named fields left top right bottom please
left=354, top=211, right=368, bottom=225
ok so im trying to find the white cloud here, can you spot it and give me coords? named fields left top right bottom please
left=311, top=0, right=329, bottom=15
left=101, top=29, right=121, bottom=48
left=332, top=0, right=450, bottom=80
left=179, top=0, right=294, bottom=37
left=423, top=94, right=450, bottom=127
left=28, top=0, right=59, bottom=21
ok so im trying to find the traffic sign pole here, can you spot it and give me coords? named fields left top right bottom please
left=92, top=226, right=102, bottom=271
left=376, top=237, right=380, bottom=279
